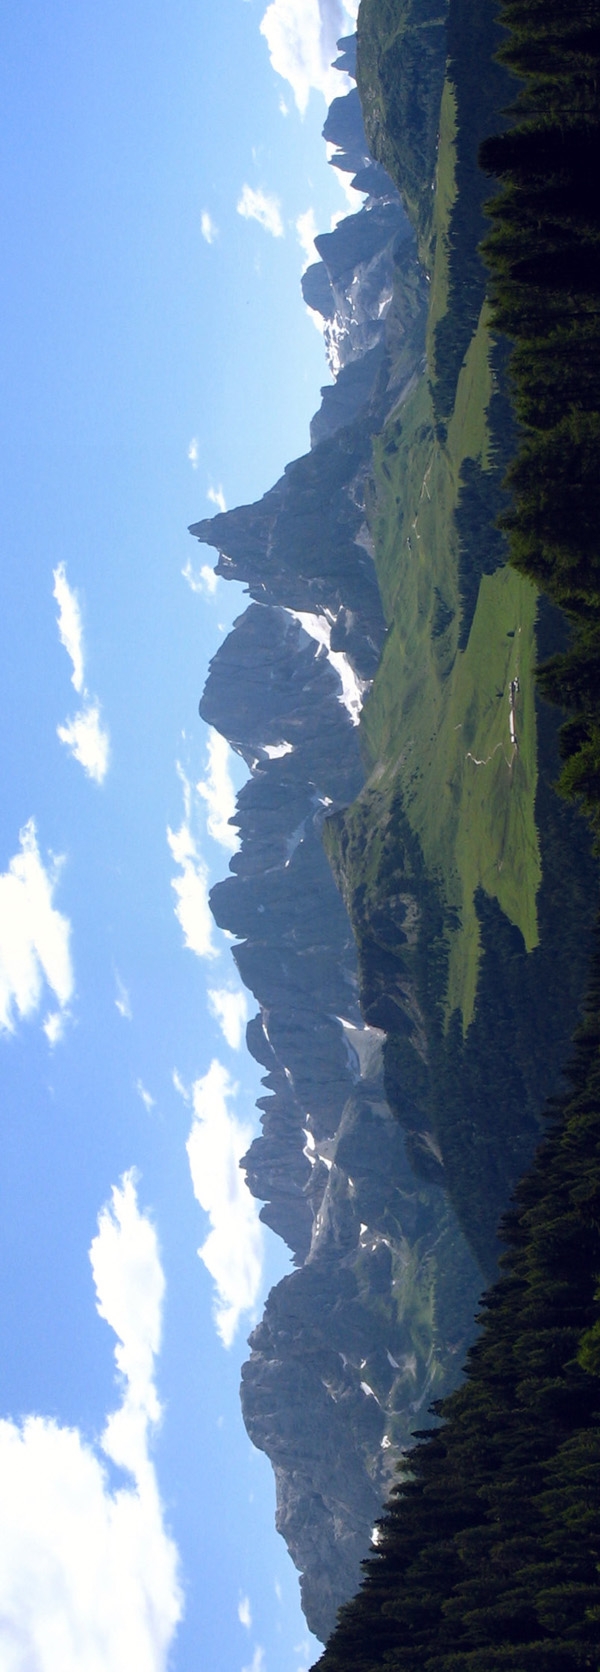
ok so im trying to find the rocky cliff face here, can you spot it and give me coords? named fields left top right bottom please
left=241, top=1083, right=481, bottom=1642
left=190, top=43, right=480, bottom=1646
left=301, top=79, right=425, bottom=443
left=190, top=432, right=385, bottom=673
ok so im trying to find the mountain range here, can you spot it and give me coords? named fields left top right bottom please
left=189, top=18, right=596, bottom=1643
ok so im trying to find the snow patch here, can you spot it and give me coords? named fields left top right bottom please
left=303, top=1128, right=316, bottom=1167
left=287, top=609, right=367, bottom=726
left=285, top=817, right=308, bottom=865
left=337, top=1015, right=385, bottom=1077
left=263, top=741, right=294, bottom=759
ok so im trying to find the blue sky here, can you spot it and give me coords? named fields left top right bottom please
left=0, top=2, right=361, bottom=1667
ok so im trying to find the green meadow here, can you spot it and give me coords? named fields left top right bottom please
left=354, top=184, right=540, bottom=1026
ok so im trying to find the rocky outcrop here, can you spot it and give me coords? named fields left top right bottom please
left=241, top=1078, right=481, bottom=1643
left=194, top=593, right=480, bottom=1645
left=191, top=466, right=385, bottom=681
left=200, top=603, right=367, bottom=1262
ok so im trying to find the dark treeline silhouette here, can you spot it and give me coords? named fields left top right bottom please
left=311, top=950, right=600, bottom=1671
left=311, top=1, right=600, bottom=1665
left=432, top=0, right=513, bottom=422
left=481, top=0, right=600, bottom=836
left=357, top=0, right=450, bottom=240
left=454, top=335, right=515, bottom=648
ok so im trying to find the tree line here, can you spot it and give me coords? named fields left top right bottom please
left=481, top=0, right=600, bottom=836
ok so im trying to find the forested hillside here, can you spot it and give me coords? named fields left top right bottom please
left=312, top=0, right=600, bottom=1663
left=313, top=965, right=600, bottom=1670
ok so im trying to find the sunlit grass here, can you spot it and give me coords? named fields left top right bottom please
left=344, top=91, right=541, bottom=1027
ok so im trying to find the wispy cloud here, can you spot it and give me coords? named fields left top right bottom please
left=238, top=1595, right=252, bottom=1631
left=197, top=730, right=238, bottom=852
left=201, top=210, right=218, bottom=245
left=327, top=154, right=365, bottom=214
left=53, top=562, right=85, bottom=694
left=0, top=1174, right=182, bottom=1668
left=43, top=1010, right=66, bottom=1048
left=136, top=1080, right=155, bottom=1115
left=53, top=563, right=111, bottom=783
left=294, top=1645, right=317, bottom=1672
left=188, top=437, right=199, bottom=469
left=57, top=702, right=110, bottom=785
left=208, top=988, right=249, bottom=1051
left=0, top=820, right=73, bottom=1038
left=243, top=1648, right=265, bottom=1672
left=237, top=184, right=284, bottom=238
left=90, top=1173, right=165, bottom=1472
left=90, top=1173, right=171, bottom=1504
left=181, top=559, right=219, bottom=598
left=207, top=484, right=227, bottom=514
left=176, top=1061, right=263, bottom=1349
left=114, top=970, right=132, bottom=1020
left=167, top=769, right=217, bottom=960
left=260, top=0, right=358, bottom=113
left=296, top=206, right=319, bottom=267
left=295, top=1640, right=316, bottom=1672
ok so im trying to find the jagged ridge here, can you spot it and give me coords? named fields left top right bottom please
left=189, top=51, right=480, bottom=1641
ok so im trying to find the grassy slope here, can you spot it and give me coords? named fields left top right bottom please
left=351, top=87, right=540, bottom=1026
left=426, top=77, right=457, bottom=332
left=327, top=0, right=597, bottom=1278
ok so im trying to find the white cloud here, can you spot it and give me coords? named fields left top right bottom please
left=53, top=562, right=85, bottom=694
left=260, top=0, right=358, bottom=113
left=296, top=206, right=319, bottom=267
left=237, top=185, right=284, bottom=238
left=136, top=1080, right=155, bottom=1115
left=305, top=302, right=326, bottom=337
left=201, top=211, right=218, bottom=244
left=167, top=824, right=215, bottom=960
left=207, top=484, right=227, bottom=514
left=208, top=988, right=249, bottom=1051
left=188, top=437, right=199, bottom=469
left=43, top=1009, right=66, bottom=1047
left=0, top=1174, right=182, bottom=1671
left=53, top=563, right=110, bottom=783
left=238, top=1596, right=252, bottom=1631
left=57, top=701, right=110, bottom=785
left=90, top=1172, right=164, bottom=1476
left=197, top=730, right=238, bottom=852
left=243, top=1649, right=265, bottom=1672
left=167, top=770, right=217, bottom=960
left=0, top=820, right=73, bottom=1036
left=326, top=147, right=365, bottom=213
left=177, top=1061, right=263, bottom=1349
left=181, top=559, right=219, bottom=598
left=115, top=971, right=132, bottom=1020
left=172, top=1069, right=187, bottom=1103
